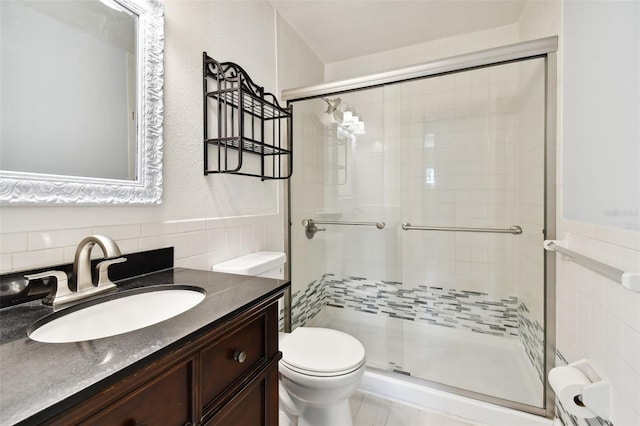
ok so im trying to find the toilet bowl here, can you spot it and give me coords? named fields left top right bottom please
left=279, top=327, right=366, bottom=426
left=213, top=252, right=367, bottom=426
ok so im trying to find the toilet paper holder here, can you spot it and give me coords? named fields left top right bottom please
left=553, top=359, right=611, bottom=420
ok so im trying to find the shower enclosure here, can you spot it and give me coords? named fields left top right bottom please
left=284, top=37, right=557, bottom=417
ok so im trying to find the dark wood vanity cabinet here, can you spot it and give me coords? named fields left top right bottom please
left=46, top=295, right=282, bottom=426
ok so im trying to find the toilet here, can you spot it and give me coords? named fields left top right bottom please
left=213, top=252, right=366, bottom=426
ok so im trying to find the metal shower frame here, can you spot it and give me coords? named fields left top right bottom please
left=281, top=36, right=558, bottom=419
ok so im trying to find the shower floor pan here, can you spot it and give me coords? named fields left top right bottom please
left=309, top=306, right=543, bottom=408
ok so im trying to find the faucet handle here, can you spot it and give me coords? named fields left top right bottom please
left=95, top=257, right=127, bottom=288
left=24, top=270, right=72, bottom=306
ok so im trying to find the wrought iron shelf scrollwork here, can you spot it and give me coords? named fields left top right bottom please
left=203, top=53, right=292, bottom=180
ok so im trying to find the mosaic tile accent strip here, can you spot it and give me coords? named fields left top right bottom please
left=290, top=278, right=326, bottom=329
left=323, top=275, right=520, bottom=338
left=291, top=274, right=520, bottom=338
left=519, top=302, right=545, bottom=384
left=554, top=352, right=613, bottom=426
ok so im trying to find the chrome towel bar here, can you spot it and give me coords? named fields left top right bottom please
left=401, top=223, right=523, bottom=235
left=544, top=240, right=639, bottom=293
left=302, top=219, right=385, bottom=239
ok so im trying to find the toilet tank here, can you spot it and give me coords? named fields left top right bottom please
left=212, top=251, right=286, bottom=279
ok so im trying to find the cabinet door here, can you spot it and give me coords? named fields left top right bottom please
left=204, top=363, right=279, bottom=426
left=80, top=360, right=193, bottom=426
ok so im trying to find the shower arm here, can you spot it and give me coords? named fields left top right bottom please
left=302, top=219, right=385, bottom=239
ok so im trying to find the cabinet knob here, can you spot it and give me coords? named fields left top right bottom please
left=233, top=350, right=247, bottom=363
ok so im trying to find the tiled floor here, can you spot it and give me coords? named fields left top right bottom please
left=350, top=391, right=481, bottom=426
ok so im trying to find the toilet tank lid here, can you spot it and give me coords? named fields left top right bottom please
left=212, top=251, right=286, bottom=276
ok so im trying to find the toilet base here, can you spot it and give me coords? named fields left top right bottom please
left=279, top=399, right=353, bottom=426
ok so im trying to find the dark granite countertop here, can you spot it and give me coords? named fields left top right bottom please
left=0, top=267, right=289, bottom=425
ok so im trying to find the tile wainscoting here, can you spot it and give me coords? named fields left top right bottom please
left=0, top=214, right=285, bottom=274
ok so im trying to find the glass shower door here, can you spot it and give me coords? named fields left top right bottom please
left=288, top=54, right=548, bottom=411
left=395, top=58, right=547, bottom=407
left=288, top=87, right=405, bottom=372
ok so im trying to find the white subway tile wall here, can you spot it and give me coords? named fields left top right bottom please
left=555, top=220, right=640, bottom=426
left=0, top=214, right=284, bottom=274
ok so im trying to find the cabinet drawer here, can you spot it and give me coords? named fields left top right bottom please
left=81, top=360, right=193, bottom=426
left=200, top=311, right=268, bottom=410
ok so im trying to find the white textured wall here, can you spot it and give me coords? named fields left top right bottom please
left=163, top=0, right=279, bottom=220
left=0, top=1, right=323, bottom=273
left=562, top=0, right=640, bottom=231
left=324, top=24, right=519, bottom=82
left=323, top=0, right=561, bottom=84
left=276, top=13, right=324, bottom=92
left=518, top=0, right=561, bottom=42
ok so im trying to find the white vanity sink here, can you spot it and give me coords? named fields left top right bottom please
left=28, top=285, right=206, bottom=343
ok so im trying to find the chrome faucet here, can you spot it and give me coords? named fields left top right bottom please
left=25, top=235, right=126, bottom=307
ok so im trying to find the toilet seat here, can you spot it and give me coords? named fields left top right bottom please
left=280, top=327, right=365, bottom=377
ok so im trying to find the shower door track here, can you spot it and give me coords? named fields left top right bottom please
left=283, top=36, right=558, bottom=420
left=282, top=36, right=557, bottom=102
left=363, top=366, right=550, bottom=421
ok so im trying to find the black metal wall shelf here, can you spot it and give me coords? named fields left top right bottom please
left=203, top=53, right=292, bottom=180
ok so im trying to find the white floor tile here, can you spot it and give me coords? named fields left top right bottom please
left=350, top=391, right=479, bottom=426
left=385, top=400, right=421, bottom=425
left=350, top=391, right=365, bottom=420
left=354, top=393, right=392, bottom=425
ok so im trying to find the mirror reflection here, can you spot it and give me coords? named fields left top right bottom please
left=0, top=0, right=138, bottom=181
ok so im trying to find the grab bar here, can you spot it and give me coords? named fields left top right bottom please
left=401, top=223, right=523, bottom=235
left=544, top=240, right=639, bottom=293
left=302, top=218, right=385, bottom=239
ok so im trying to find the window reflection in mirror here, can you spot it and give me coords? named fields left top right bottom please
left=0, top=0, right=138, bottom=181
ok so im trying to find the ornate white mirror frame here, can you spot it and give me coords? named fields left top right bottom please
left=0, top=0, right=164, bottom=205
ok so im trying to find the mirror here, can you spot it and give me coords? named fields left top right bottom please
left=0, top=0, right=164, bottom=204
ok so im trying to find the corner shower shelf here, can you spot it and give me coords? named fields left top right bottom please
left=203, top=53, right=292, bottom=180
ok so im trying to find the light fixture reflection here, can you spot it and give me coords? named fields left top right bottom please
left=322, top=98, right=365, bottom=135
